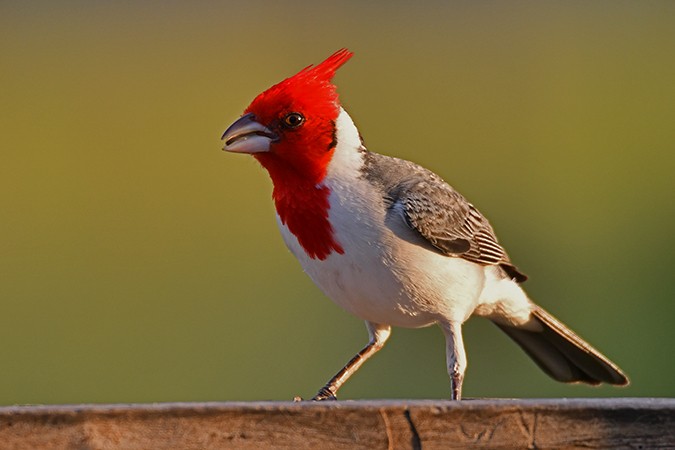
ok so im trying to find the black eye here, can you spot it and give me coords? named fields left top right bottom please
left=283, top=112, right=305, bottom=129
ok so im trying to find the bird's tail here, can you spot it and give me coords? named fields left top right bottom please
left=493, top=305, right=629, bottom=386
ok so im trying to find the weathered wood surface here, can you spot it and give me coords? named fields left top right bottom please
left=0, top=398, right=673, bottom=449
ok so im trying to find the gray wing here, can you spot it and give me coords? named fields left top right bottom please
left=363, top=152, right=527, bottom=282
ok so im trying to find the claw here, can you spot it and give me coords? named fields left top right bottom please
left=312, top=387, right=338, bottom=401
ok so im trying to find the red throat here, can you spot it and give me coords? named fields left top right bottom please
left=245, top=49, right=353, bottom=260
left=271, top=176, right=344, bottom=261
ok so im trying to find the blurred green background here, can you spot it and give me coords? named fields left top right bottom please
left=1, top=1, right=674, bottom=405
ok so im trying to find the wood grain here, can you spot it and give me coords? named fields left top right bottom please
left=0, top=398, right=672, bottom=449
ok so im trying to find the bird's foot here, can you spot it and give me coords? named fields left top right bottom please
left=450, top=371, right=464, bottom=400
left=312, top=386, right=338, bottom=401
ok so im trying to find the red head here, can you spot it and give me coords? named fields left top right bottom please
left=222, top=49, right=354, bottom=260
left=222, top=48, right=353, bottom=186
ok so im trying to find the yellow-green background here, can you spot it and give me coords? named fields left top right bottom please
left=1, top=2, right=674, bottom=405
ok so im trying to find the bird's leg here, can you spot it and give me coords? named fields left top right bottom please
left=441, top=321, right=467, bottom=400
left=312, top=322, right=391, bottom=401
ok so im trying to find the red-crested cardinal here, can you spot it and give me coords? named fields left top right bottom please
left=221, top=49, right=628, bottom=400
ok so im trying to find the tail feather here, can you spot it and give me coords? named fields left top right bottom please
left=494, top=305, right=629, bottom=386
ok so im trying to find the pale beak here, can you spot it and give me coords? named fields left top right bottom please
left=221, top=113, right=278, bottom=154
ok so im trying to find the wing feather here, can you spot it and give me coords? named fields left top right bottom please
left=361, top=151, right=527, bottom=282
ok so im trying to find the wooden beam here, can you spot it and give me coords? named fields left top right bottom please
left=0, top=398, right=673, bottom=449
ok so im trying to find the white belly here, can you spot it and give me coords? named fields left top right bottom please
left=276, top=191, right=485, bottom=328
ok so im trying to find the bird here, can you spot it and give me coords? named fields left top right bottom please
left=220, top=49, right=629, bottom=400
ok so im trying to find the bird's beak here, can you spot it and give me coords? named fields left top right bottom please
left=221, top=113, right=278, bottom=154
